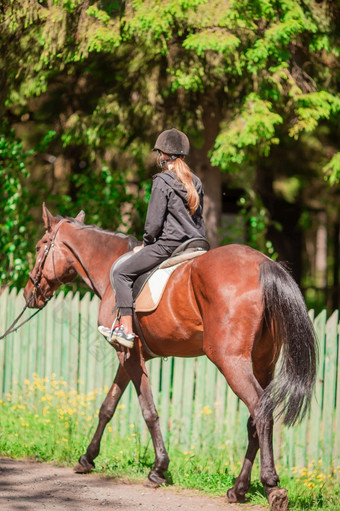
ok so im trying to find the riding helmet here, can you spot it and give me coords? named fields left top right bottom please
left=153, top=128, right=190, bottom=156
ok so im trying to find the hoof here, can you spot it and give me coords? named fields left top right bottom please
left=73, top=455, right=95, bottom=474
left=144, top=471, right=167, bottom=488
left=268, top=487, right=288, bottom=511
left=226, top=488, right=246, bottom=504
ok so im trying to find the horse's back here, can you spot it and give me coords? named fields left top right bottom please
left=138, top=244, right=266, bottom=357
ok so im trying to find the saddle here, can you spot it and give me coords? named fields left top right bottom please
left=109, top=237, right=209, bottom=357
left=110, top=237, right=210, bottom=312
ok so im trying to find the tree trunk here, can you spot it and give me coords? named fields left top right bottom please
left=190, top=104, right=222, bottom=248
left=256, top=164, right=303, bottom=285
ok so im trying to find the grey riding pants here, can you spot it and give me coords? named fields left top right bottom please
left=112, top=242, right=178, bottom=316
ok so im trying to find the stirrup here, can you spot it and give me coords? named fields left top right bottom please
left=98, top=320, right=120, bottom=346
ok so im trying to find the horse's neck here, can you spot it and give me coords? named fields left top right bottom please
left=67, top=226, right=129, bottom=298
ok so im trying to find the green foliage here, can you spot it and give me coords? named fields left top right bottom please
left=290, top=92, right=340, bottom=138
left=0, top=123, right=33, bottom=287
left=239, top=192, right=278, bottom=257
left=211, top=94, right=283, bottom=171
left=0, top=0, right=339, bottom=289
left=183, top=29, right=241, bottom=56
left=323, top=152, right=340, bottom=186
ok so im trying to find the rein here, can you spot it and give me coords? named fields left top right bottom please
left=0, top=219, right=67, bottom=340
left=0, top=293, right=50, bottom=340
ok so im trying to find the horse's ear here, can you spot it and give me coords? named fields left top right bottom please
left=75, top=210, right=85, bottom=224
left=42, top=202, right=57, bottom=232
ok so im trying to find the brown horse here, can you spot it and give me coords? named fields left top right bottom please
left=23, top=204, right=317, bottom=511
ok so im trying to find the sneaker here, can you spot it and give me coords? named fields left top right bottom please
left=98, top=325, right=120, bottom=345
left=112, top=325, right=135, bottom=349
left=98, top=325, right=112, bottom=338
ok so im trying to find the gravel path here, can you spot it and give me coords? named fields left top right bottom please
left=0, top=457, right=268, bottom=511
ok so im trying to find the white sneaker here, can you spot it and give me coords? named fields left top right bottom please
left=98, top=325, right=120, bottom=346
left=98, top=325, right=112, bottom=338
left=113, top=325, right=135, bottom=349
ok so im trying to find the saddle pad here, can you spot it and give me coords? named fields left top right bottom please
left=135, top=250, right=206, bottom=312
left=135, top=263, right=182, bottom=312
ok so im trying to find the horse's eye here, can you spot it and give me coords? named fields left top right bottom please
left=36, top=246, right=41, bottom=253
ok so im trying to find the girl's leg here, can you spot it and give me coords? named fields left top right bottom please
left=112, top=243, right=175, bottom=334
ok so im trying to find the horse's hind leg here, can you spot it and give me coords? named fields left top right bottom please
left=221, top=362, right=285, bottom=510
left=227, top=413, right=287, bottom=510
left=116, top=348, right=169, bottom=486
left=204, top=328, right=287, bottom=510
left=74, top=363, right=130, bottom=473
left=256, top=416, right=289, bottom=511
left=226, top=415, right=259, bottom=503
left=226, top=332, right=277, bottom=504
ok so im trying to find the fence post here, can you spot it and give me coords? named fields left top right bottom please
left=322, top=310, right=339, bottom=473
left=308, top=310, right=327, bottom=466
left=0, top=287, right=9, bottom=397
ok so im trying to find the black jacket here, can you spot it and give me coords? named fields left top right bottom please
left=143, top=170, right=206, bottom=246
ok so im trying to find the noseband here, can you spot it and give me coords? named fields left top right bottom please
left=28, top=218, right=68, bottom=304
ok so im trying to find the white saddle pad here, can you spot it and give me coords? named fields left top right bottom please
left=135, top=250, right=206, bottom=312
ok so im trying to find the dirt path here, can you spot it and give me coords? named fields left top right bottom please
left=0, top=457, right=267, bottom=511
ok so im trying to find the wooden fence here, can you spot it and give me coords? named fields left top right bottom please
left=0, top=287, right=339, bottom=473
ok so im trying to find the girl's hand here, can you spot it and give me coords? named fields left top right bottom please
left=133, top=244, right=144, bottom=253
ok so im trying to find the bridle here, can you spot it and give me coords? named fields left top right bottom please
left=28, top=218, right=67, bottom=304
left=0, top=219, right=68, bottom=340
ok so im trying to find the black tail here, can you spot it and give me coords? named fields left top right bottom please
left=256, top=259, right=318, bottom=426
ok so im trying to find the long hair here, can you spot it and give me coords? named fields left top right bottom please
left=168, top=158, right=199, bottom=215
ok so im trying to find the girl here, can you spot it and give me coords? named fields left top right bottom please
left=99, top=128, right=206, bottom=348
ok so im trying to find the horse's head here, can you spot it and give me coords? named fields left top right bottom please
left=23, top=203, right=85, bottom=308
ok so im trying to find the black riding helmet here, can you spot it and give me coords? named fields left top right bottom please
left=153, top=128, right=190, bottom=156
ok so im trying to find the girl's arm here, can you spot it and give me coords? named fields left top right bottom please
left=143, top=182, right=167, bottom=245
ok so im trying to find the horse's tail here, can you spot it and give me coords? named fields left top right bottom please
left=256, top=259, right=318, bottom=426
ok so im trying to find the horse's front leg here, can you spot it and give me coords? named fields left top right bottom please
left=74, top=363, right=130, bottom=473
left=116, top=347, right=169, bottom=486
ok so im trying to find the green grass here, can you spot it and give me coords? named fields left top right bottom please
left=0, top=375, right=339, bottom=510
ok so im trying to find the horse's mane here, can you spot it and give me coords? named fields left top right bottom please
left=56, top=216, right=141, bottom=249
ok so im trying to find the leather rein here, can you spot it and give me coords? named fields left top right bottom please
left=0, top=219, right=67, bottom=340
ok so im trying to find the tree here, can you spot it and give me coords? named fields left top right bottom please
left=0, top=122, right=32, bottom=287
left=1, top=1, right=339, bottom=306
